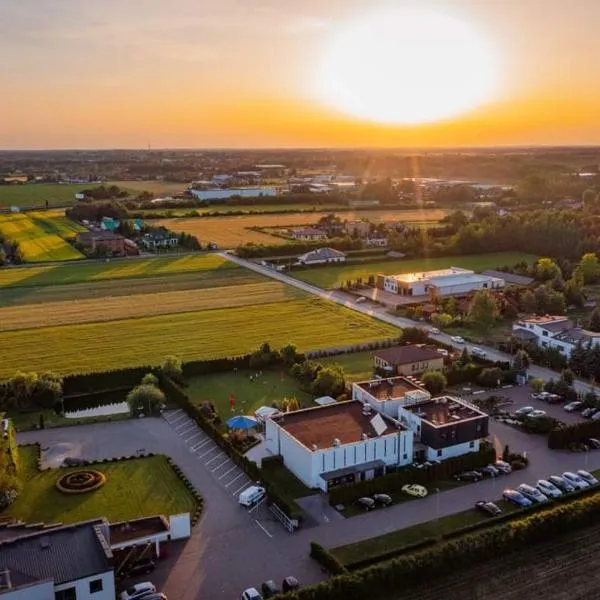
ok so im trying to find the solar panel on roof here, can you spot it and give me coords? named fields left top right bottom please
left=370, top=413, right=387, bottom=437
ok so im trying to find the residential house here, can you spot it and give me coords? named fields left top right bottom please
left=512, top=315, right=600, bottom=357
left=345, top=220, right=371, bottom=237
left=373, top=346, right=445, bottom=376
left=365, top=237, right=388, bottom=247
left=140, top=229, right=179, bottom=249
left=290, top=227, right=328, bottom=242
left=377, top=267, right=504, bottom=298
left=76, top=231, right=125, bottom=256
left=297, top=247, right=346, bottom=265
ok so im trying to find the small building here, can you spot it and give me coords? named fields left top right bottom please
left=140, top=229, right=179, bottom=249
left=373, top=345, right=445, bottom=376
left=512, top=315, right=600, bottom=358
left=378, top=267, right=504, bottom=298
left=264, top=400, right=413, bottom=491
left=76, top=231, right=125, bottom=255
left=297, top=247, right=346, bottom=266
left=365, top=237, right=388, bottom=247
left=190, top=187, right=277, bottom=202
left=290, top=227, right=327, bottom=242
left=345, top=220, right=371, bottom=237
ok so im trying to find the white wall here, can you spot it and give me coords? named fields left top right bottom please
left=191, top=187, right=276, bottom=200
left=54, top=571, right=115, bottom=600
left=3, top=581, right=55, bottom=600
left=425, top=439, right=480, bottom=461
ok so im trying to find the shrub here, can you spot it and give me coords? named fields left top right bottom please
left=310, top=542, right=347, bottom=575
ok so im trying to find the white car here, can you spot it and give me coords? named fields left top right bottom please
left=241, top=588, right=264, bottom=600
left=451, top=335, right=465, bottom=344
left=562, top=471, right=590, bottom=489
left=564, top=401, right=583, bottom=412
left=119, top=583, right=157, bottom=600
left=494, top=460, right=512, bottom=474
left=429, top=327, right=441, bottom=334
left=577, top=469, right=599, bottom=485
left=517, top=483, right=549, bottom=503
left=471, top=347, right=487, bottom=358
left=514, top=406, right=535, bottom=417
left=536, top=479, right=562, bottom=498
left=527, top=409, right=547, bottom=418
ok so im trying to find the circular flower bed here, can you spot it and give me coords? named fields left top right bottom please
left=56, top=470, right=107, bottom=494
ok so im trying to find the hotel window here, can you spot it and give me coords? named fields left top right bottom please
left=437, top=449, right=442, bottom=457
left=90, top=579, right=103, bottom=594
left=469, top=441, right=475, bottom=448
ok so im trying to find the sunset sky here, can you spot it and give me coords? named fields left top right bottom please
left=2, top=0, right=600, bottom=149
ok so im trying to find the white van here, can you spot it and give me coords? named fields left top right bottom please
left=238, top=486, right=266, bottom=508
left=119, top=582, right=156, bottom=600
left=471, top=347, right=487, bottom=358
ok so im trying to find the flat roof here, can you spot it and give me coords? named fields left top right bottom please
left=275, top=401, right=401, bottom=449
left=355, top=376, right=427, bottom=402
left=109, top=516, right=169, bottom=545
left=520, top=315, right=569, bottom=325
left=386, top=267, right=472, bottom=283
left=404, top=396, right=487, bottom=427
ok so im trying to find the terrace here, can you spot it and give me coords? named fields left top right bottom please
left=354, top=376, right=428, bottom=403
left=405, top=396, right=487, bottom=427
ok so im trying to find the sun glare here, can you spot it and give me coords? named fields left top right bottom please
left=315, top=7, right=500, bottom=125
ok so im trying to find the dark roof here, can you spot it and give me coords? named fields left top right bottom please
left=539, top=319, right=575, bottom=333
left=77, top=231, right=124, bottom=242
left=481, top=270, right=534, bottom=286
left=513, top=329, right=538, bottom=341
left=0, top=519, right=112, bottom=588
left=0, top=521, right=62, bottom=543
left=374, top=345, right=443, bottom=365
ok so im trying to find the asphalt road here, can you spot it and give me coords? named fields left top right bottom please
left=222, top=253, right=595, bottom=394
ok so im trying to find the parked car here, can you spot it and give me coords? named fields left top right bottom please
left=261, top=580, right=280, bottom=598
left=548, top=475, right=575, bottom=493
left=62, top=456, right=86, bottom=467
left=372, top=493, right=392, bottom=506
left=454, top=470, right=483, bottom=482
left=475, top=500, right=502, bottom=516
left=125, top=559, right=156, bottom=577
left=577, top=469, right=599, bottom=485
left=503, top=489, right=533, bottom=507
left=591, top=411, right=600, bottom=421
left=562, top=471, right=590, bottom=489
left=282, top=577, right=300, bottom=593
left=494, top=460, right=512, bottom=474
left=471, top=347, right=487, bottom=358
left=143, top=595, right=168, bottom=600
left=527, top=409, right=547, bottom=419
left=119, top=583, right=157, bottom=600
left=480, top=465, right=500, bottom=478
left=401, top=484, right=428, bottom=498
left=238, top=486, right=266, bottom=508
left=517, top=483, right=549, bottom=503
left=451, top=335, right=465, bottom=344
left=514, top=406, right=535, bottom=417
left=429, top=327, right=441, bottom=334
left=564, top=401, right=584, bottom=412
left=588, top=438, right=600, bottom=449
left=582, top=407, right=598, bottom=418
left=356, top=497, right=375, bottom=511
left=241, top=588, right=263, bottom=600
left=531, top=392, right=546, bottom=400
left=546, top=394, right=562, bottom=404
left=536, top=479, right=562, bottom=498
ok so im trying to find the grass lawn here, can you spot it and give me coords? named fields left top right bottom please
left=0, top=211, right=85, bottom=262
left=0, top=298, right=399, bottom=378
left=4, top=447, right=198, bottom=525
left=0, top=184, right=90, bottom=208
left=444, top=319, right=513, bottom=345
left=110, top=180, right=188, bottom=196
left=332, top=499, right=518, bottom=566
left=186, top=369, right=312, bottom=419
left=0, top=253, right=236, bottom=289
left=315, top=350, right=375, bottom=383
left=137, top=204, right=345, bottom=216
left=293, top=252, right=539, bottom=289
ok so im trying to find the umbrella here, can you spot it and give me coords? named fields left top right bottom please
left=226, top=415, right=259, bottom=430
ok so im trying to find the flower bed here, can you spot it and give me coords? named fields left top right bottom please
left=56, top=469, right=106, bottom=494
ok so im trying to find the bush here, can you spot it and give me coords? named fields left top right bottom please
left=548, top=419, right=600, bottom=449
left=310, top=542, right=348, bottom=575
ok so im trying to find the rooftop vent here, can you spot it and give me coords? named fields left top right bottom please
left=362, top=404, right=373, bottom=416
left=311, top=444, right=318, bottom=451
left=362, top=433, right=368, bottom=440
left=333, top=438, right=341, bottom=447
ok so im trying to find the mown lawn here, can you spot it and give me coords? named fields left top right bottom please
left=187, top=369, right=312, bottom=419
left=0, top=212, right=85, bottom=262
left=0, top=298, right=399, bottom=377
left=4, top=447, right=198, bottom=524
left=0, top=253, right=236, bottom=289
left=315, top=350, right=375, bottom=383
left=0, top=184, right=89, bottom=208
left=293, top=252, right=539, bottom=289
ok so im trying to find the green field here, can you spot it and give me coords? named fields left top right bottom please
left=0, top=298, right=399, bottom=378
left=293, top=252, right=539, bottom=289
left=4, top=447, right=198, bottom=525
left=0, top=184, right=91, bottom=208
left=0, top=253, right=236, bottom=289
left=315, top=350, right=375, bottom=382
left=0, top=211, right=85, bottom=262
left=187, top=369, right=312, bottom=419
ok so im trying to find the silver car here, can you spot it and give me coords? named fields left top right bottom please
left=548, top=475, right=575, bottom=493
left=536, top=479, right=562, bottom=498
left=562, top=471, right=590, bottom=489
left=577, top=470, right=599, bottom=485
left=517, top=483, right=549, bottom=503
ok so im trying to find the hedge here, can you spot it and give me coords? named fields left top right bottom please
left=548, top=419, right=600, bottom=449
left=328, top=445, right=496, bottom=506
left=276, top=487, right=600, bottom=600
left=310, top=542, right=347, bottom=575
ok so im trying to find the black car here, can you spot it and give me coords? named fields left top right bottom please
left=125, top=559, right=156, bottom=577
left=261, top=580, right=280, bottom=598
left=475, top=500, right=502, bottom=517
left=372, top=493, right=392, bottom=506
left=589, top=438, right=600, bottom=449
left=356, top=497, right=375, bottom=510
left=454, top=470, right=483, bottom=482
left=282, top=577, right=300, bottom=593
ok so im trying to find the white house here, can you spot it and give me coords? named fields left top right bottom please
left=264, top=401, right=413, bottom=491
left=190, top=187, right=277, bottom=202
left=297, top=248, right=346, bottom=265
left=290, top=227, right=328, bottom=242
left=379, top=267, right=504, bottom=297
left=512, top=315, right=600, bottom=357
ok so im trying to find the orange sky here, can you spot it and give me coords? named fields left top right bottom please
left=2, top=0, right=600, bottom=149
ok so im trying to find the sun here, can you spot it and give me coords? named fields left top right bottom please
left=315, top=7, right=500, bottom=125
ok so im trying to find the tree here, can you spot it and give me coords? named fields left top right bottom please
left=478, top=367, right=503, bottom=388
left=161, top=356, right=183, bottom=381
left=578, top=253, right=600, bottom=283
left=583, top=188, right=597, bottom=208
left=561, top=368, right=575, bottom=385
left=431, top=312, right=453, bottom=328
left=513, top=350, right=531, bottom=373
left=141, top=373, right=159, bottom=387
left=456, top=347, right=471, bottom=368
left=280, top=344, right=300, bottom=367
left=520, top=290, right=537, bottom=314
left=127, top=384, right=165, bottom=416
left=530, top=378, right=545, bottom=393
left=535, top=258, right=561, bottom=282
left=312, top=365, right=345, bottom=398
left=564, top=268, right=585, bottom=307
left=590, top=309, right=600, bottom=333
left=279, top=397, right=301, bottom=412
left=0, top=248, right=6, bottom=267
left=421, top=371, right=447, bottom=395
left=468, top=290, right=499, bottom=330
